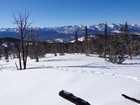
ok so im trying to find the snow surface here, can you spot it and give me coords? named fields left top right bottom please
left=0, top=54, right=140, bottom=105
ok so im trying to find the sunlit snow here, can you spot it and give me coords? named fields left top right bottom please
left=0, top=54, right=140, bottom=105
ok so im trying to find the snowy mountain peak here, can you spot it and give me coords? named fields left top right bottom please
left=0, top=23, right=140, bottom=41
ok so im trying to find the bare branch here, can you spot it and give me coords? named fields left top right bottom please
left=12, top=13, right=20, bottom=28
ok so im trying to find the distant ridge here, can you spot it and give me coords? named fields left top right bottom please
left=0, top=37, right=20, bottom=43
left=0, top=23, right=140, bottom=41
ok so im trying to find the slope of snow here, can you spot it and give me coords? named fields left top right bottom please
left=0, top=54, right=140, bottom=105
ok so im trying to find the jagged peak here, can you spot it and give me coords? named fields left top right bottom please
left=0, top=23, right=140, bottom=41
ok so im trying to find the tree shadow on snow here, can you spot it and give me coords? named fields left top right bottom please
left=122, top=63, right=140, bottom=65
left=62, top=65, right=110, bottom=69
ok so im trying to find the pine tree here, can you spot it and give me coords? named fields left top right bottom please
left=74, top=31, right=78, bottom=53
left=103, top=23, right=108, bottom=60
left=122, top=22, right=132, bottom=59
left=84, top=26, right=89, bottom=55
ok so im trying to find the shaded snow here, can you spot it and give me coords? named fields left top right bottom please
left=0, top=54, right=140, bottom=105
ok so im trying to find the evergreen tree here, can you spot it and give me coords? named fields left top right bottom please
left=74, top=31, right=78, bottom=53
left=103, top=22, right=108, bottom=60
left=84, top=26, right=89, bottom=55
left=122, top=22, right=133, bottom=59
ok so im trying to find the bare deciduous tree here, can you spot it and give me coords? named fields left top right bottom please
left=13, top=11, right=31, bottom=70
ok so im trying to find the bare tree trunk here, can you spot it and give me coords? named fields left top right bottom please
left=128, top=45, right=132, bottom=60
left=15, top=62, right=19, bottom=70
left=16, top=44, right=22, bottom=70
left=36, top=56, right=39, bottom=62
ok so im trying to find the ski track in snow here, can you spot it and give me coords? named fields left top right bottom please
left=57, top=66, right=140, bottom=82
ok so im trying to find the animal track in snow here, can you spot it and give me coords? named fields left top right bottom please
left=53, top=66, right=140, bottom=82
left=31, top=64, right=140, bottom=83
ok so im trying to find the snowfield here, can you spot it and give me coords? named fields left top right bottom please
left=0, top=54, right=140, bottom=105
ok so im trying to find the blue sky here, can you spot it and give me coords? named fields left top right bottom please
left=0, top=0, right=140, bottom=28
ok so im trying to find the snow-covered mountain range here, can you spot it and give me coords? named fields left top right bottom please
left=0, top=23, right=140, bottom=41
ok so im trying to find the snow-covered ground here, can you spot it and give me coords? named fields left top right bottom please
left=0, top=54, right=140, bottom=105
